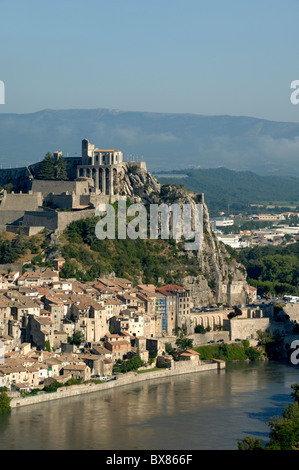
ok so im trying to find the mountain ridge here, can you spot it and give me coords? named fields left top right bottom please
left=0, top=107, right=299, bottom=175
left=156, top=166, right=299, bottom=214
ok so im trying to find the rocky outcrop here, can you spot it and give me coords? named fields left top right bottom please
left=117, top=164, right=249, bottom=306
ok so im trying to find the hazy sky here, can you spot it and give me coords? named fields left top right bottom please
left=1, top=0, right=299, bottom=122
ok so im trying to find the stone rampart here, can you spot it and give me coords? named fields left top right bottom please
left=230, top=317, right=270, bottom=341
left=56, top=209, right=96, bottom=233
left=0, top=158, right=81, bottom=192
left=31, top=179, right=89, bottom=197
left=0, top=210, right=26, bottom=227
left=189, top=331, right=230, bottom=346
left=0, top=191, right=43, bottom=211
left=22, top=208, right=58, bottom=231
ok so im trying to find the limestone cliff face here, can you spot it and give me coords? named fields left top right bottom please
left=118, top=164, right=249, bottom=306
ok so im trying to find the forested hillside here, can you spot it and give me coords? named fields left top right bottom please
left=230, top=242, right=299, bottom=297
left=157, top=167, right=299, bottom=215
left=59, top=216, right=200, bottom=285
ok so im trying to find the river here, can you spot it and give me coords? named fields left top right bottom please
left=0, top=361, right=298, bottom=450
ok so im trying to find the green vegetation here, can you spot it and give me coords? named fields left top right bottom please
left=194, top=341, right=262, bottom=362
left=231, top=243, right=299, bottom=297
left=43, top=377, right=83, bottom=393
left=67, top=331, right=85, bottom=347
left=113, top=355, right=144, bottom=374
left=238, top=384, right=299, bottom=450
left=157, top=167, right=299, bottom=216
left=165, top=343, right=179, bottom=361
left=0, top=183, right=15, bottom=194
left=59, top=215, right=200, bottom=285
left=0, top=388, right=11, bottom=415
left=38, top=152, right=68, bottom=180
left=195, top=324, right=211, bottom=334
left=136, top=367, right=163, bottom=374
left=175, top=330, right=194, bottom=350
left=0, top=231, right=52, bottom=266
left=256, top=330, right=284, bottom=361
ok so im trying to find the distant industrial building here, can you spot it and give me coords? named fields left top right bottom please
left=210, top=217, right=234, bottom=231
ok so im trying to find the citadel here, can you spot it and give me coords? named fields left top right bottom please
left=0, top=139, right=147, bottom=235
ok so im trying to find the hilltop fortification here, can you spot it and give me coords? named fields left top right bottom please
left=0, top=138, right=250, bottom=306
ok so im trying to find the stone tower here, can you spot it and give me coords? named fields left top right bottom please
left=77, top=139, right=124, bottom=196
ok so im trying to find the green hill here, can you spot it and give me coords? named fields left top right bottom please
left=156, top=167, right=299, bottom=215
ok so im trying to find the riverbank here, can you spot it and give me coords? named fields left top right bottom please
left=9, top=359, right=225, bottom=409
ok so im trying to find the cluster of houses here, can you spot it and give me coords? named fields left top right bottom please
left=0, top=267, right=194, bottom=392
left=216, top=225, right=299, bottom=249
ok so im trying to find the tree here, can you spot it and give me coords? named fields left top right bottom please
left=55, top=156, right=68, bottom=180
left=266, top=416, right=299, bottom=450
left=113, top=354, right=144, bottom=373
left=68, top=331, right=85, bottom=346
left=0, top=390, right=11, bottom=415
left=176, top=331, right=193, bottom=350
left=195, top=325, right=206, bottom=334
left=238, top=388, right=299, bottom=450
left=237, top=436, right=263, bottom=450
left=38, top=153, right=56, bottom=180
left=44, top=380, right=64, bottom=392
left=291, top=384, right=299, bottom=403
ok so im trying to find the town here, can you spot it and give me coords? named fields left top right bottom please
left=0, top=264, right=277, bottom=396
left=211, top=213, right=299, bottom=249
left=0, top=139, right=295, bottom=404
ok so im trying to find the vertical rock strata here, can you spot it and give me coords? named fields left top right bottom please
left=117, top=165, right=248, bottom=306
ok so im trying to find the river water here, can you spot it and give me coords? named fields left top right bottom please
left=0, top=361, right=298, bottom=450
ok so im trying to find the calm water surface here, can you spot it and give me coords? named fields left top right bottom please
left=0, top=361, right=298, bottom=450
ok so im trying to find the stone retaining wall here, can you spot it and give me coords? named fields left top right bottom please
left=230, top=317, right=270, bottom=341
left=10, top=360, right=224, bottom=409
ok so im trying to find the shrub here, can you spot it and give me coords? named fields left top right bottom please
left=0, top=390, right=11, bottom=415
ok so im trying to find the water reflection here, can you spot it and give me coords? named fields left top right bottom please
left=0, top=361, right=298, bottom=450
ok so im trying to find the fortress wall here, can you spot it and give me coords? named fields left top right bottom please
left=6, top=225, right=45, bottom=236
left=0, top=210, right=25, bottom=226
left=188, top=331, right=230, bottom=346
left=56, top=209, right=96, bottom=233
left=126, top=161, right=147, bottom=171
left=230, top=317, right=270, bottom=341
left=22, top=209, right=58, bottom=231
left=28, top=157, right=80, bottom=180
left=228, top=281, right=247, bottom=306
left=0, top=157, right=80, bottom=190
left=31, top=179, right=89, bottom=196
left=0, top=192, right=43, bottom=211
left=45, top=193, right=74, bottom=210
left=80, top=194, right=91, bottom=206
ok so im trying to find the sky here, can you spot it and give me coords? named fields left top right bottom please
left=0, top=0, right=299, bottom=122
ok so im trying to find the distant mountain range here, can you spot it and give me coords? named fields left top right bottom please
left=0, top=108, right=299, bottom=175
